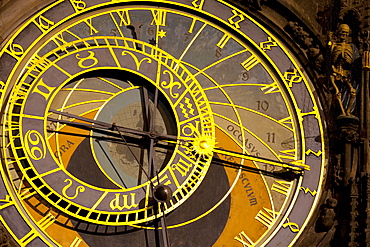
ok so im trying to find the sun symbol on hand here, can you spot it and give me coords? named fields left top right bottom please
left=190, top=135, right=216, bottom=158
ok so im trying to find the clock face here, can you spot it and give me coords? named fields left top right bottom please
left=0, top=0, right=326, bottom=246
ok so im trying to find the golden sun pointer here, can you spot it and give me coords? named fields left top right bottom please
left=191, top=135, right=216, bottom=157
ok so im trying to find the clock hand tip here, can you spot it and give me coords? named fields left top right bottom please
left=289, top=160, right=310, bottom=171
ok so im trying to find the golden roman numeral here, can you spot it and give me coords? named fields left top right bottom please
left=260, top=82, right=280, bottom=94
left=188, top=0, right=205, bottom=33
left=84, top=18, right=98, bottom=35
left=278, top=116, right=293, bottom=130
left=52, top=33, right=69, bottom=50
left=20, top=213, right=55, bottom=245
left=19, top=187, right=37, bottom=201
left=255, top=207, right=279, bottom=228
left=70, top=236, right=83, bottom=247
left=234, top=231, right=255, bottom=246
left=151, top=10, right=167, bottom=26
left=116, top=10, right=131, bottom=26
left=278, top=149, right=296, bottom=160
left=271, top=180, right=293, bottom=196
left=241, top=54, right=259, bottom=71
left=216, top=33, right=230, bottom=49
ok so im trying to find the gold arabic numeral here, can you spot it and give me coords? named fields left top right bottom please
left=282, top=218, right=300, bottom=233
left=5, top=43, right=24, bottom=59
left=70, top=0, right=86, bottom=12
left=62, top=179, right=85, bottom=200
left=300, top=186, right=318, bottom=196
left=31, top=78, right=57, bottom=101
left=228, top=9, right=245, bottom=29
left=234, top=231, right=255, bottom=247
left=151, top=9, right=167, bottom=26
left=241, top=54, right=260, bottom=71
left=70, top=236, right=83, bottom=247
left=110, top=193, right=139, bottom=210
left=84, top=18, right=98, bottom=35
left=284, top=68, right=303, bottom=88
left=259, top=37, right=278, bottom=51
left=33, top=15, right=55, bottom=33
left=257, top=100, right=269, bottom=111
left=260, top=81, right=280, bottom=94
left=271, top=180, right=293, bottom=196
left=179, top=97, right=196, bottom=119
left=24, top=130, right=46, bottom=161
left=255, top=207, right=279, bottom=228
left=76, top=51, right=99, bottom=68
left=20, top=213, right=55, bottom=245
left=161, top=70, right=182, bottom=98
left=216, top=33, right=230, bottom=49
left=116, top=10, right=131, bottom=26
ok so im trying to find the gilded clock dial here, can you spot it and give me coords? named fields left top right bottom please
left=0, top=0, right=325, bottom=246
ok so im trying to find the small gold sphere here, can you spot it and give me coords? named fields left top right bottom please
left=199, top=140, right=209, bottom=149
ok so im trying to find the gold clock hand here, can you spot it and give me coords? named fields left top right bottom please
left=211, top=156, right=301, bottom=180
left=213, top=147, right=310, bottom=171
left=49, top=109, right=178, bottom=141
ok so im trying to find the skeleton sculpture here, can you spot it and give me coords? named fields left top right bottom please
left=329, top=24, right=356, bottom=116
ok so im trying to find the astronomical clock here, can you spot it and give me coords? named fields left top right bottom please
left=0, top=0, right=327, bottom=246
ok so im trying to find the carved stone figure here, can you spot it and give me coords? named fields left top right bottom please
left=328, top=24, right=357, bottom=116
